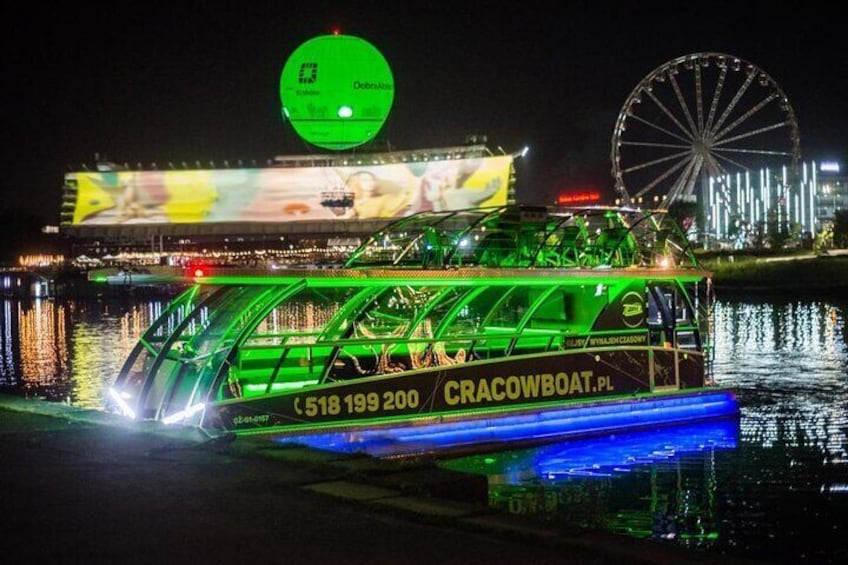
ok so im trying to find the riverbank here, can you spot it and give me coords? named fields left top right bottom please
left=701, top=250, right=848, bottom=294
left=0, top=394, right=756, bottom=565
left=6, top=249, right=847, bottom=300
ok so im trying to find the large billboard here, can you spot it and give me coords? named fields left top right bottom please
left=67, top=155, right=511, bottom=226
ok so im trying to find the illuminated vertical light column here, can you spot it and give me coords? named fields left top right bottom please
left=718, top=177, right=724, bottom=238
left=795, top=194, right=800, bottom=226
left=759, top=168, right=766, bottom=229
left=764, top=169, right=771, bottom=234
left=782, top=165, right=790, bottom=224
left=717, top=174, right=724, bottom=239
left=800, top=176, right=806, bottom=230
left=801, top=161, right=816, bottom=235
left=736, top=172, right=741, bottom=219
left=725, top=174, right=732, bottom=238
left=746, top=171, right=753, bottom=227
left=709, top=177, right=716, bottom=234
left=811, top=163, right=817, bottom=233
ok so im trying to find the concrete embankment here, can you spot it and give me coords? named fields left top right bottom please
left=0, top=395, right=758, bottom=564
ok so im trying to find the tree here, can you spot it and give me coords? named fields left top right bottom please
left=813, top=221, right=833, bottom=251
left=766, top=207, right=791, bottom=250
left=666, top=200, right=699, bottom=234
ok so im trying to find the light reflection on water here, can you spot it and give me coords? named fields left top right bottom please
left=440, top=296, right=848, bottom=563
left=440, top=419, right=739, bottom=547
left=0, top=295, right=846, bottom=562
left=713, top=298, right=847, bottom=457
left=0, top=298, right=165, bottom=408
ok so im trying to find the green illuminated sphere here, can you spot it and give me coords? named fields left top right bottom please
left=280, top=34, right=394, bottom=150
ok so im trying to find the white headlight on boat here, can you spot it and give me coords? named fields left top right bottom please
left=108, top=387, right=136, bottom=420
left=162, top=403, right=206, bottom=425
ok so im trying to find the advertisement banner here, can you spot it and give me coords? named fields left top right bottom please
left=68, top=155, right=511, bottom=225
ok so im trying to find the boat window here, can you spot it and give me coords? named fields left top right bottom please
left=441, top=286, right=515, bottom=337
left=247, top=286, right=357, bottom=346
left=646, top=281, right=697, bottom=328
left=674, top=283, right=695, bottom=324
left=469, top=334, right=513, bottom=361
left=409, top=287, right=471, bottom=339
left=676, top=330, right=699, bottom=350
left=327, top=338, right=474, bottom=380
left=354, top=286, right=444, bottom=340
left=527, top=288, right=572, bottom=331
left=474, top=230, right=518, bottom=267
left=680, top=281, right=706, bottom=325
left=647, top=284, right=675, bottom=347
left=647, top=286, right=673, bottom=328
left=485, top=287, right=534, bottom=329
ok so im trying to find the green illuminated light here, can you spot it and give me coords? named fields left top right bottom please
left=244, top=380, right=319, bottom=394
left=197, top=271, right=706, bottom=288
left=280, top=34, right=394, bottom=150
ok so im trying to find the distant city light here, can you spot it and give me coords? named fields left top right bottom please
left=820, top=162, right=840, bottom=173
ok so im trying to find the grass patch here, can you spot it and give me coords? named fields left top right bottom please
left=700, top=255, right=848, bottom=291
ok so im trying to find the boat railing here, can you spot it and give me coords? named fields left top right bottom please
left=344, top=205, right=701, bottom=271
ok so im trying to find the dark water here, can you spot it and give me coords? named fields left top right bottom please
left=0, top=298, right=169, bottom=408
left=1, top=295, right=846, bottom=563
left=442, top=297, right=848, bottom=563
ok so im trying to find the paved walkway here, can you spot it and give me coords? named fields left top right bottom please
left=0, top=395, right=758, bottom=564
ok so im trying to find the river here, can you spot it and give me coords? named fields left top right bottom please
left=1, top=293, right=846, bottom=563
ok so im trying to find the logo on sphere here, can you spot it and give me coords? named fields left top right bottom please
left=298, top=62, right=318, bottom=84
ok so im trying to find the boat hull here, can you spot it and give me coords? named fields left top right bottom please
left=272, top=389, right=739, bottom=457
left=200, top=345, right=729, bottom=438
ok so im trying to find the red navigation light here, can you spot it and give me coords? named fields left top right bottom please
left=193, top=267, right=206, bottom=278
left=332, top=28, right=341, bottom=36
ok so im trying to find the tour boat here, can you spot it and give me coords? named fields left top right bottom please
left=107, top=205, right=739, bottom=449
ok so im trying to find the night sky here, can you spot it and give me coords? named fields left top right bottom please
left=4, top=0, right=846, bottom=225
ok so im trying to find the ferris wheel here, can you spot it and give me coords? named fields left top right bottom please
left=611, top=52, right=800, bottom=209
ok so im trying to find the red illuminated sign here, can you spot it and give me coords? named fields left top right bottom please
left=557, top=191, right=601, bottom=205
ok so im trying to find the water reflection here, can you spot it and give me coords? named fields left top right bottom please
left=434, top=296, right=848, bottom=562
left=1, top=299, right=71, bottom=399
left=441, top=419, right=738, bottom=546
left=713, top=298, right=847, bottom=457
left=0, top=298, right=165, bottom=408
left=1, top=295, right=846, bottom=562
